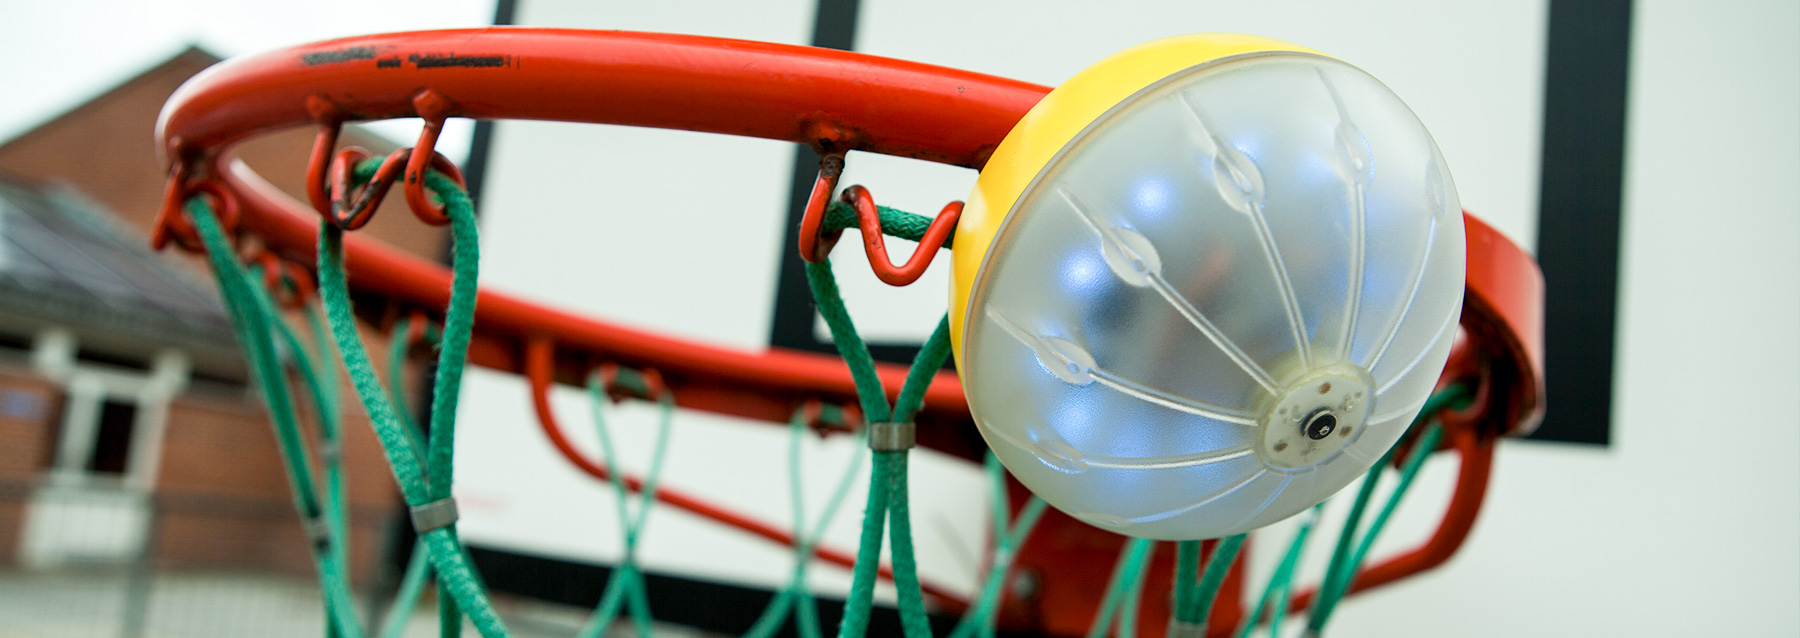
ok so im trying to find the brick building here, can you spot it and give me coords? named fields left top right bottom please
left=0, top=47, right=447, bottom=582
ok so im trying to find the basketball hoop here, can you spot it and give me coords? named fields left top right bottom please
left=153, top=28, right=1542, bottom=638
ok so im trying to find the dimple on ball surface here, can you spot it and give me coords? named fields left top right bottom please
left=961, top=52, right=1465, bottom=540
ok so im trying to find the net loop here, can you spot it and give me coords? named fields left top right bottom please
left=520, top=336, right=924, bottom=588
left=741, top=403, right=871, bottom=638
left=153, top=174, right=239, bottom=251
left=594, top=361, right=671, bottom=404
left=802, top=249, right=951, bottom=637
left=799, top=399, right=861, bottom=437
left=573, top=365, right=676, bottom=638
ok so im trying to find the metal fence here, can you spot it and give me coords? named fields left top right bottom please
left=0, top=479, right=722, bottom=638
left=5, top=478, right=370, bottom=637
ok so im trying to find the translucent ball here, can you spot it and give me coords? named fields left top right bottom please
left=960, top=51, right=1465, bottom=540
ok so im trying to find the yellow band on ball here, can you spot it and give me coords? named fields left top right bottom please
left=949, top=34, right=1322, bottom=370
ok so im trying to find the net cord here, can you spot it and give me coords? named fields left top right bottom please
left=191, top=200, right=366, bottom=637
left=807, top=198, right=958, bottom=638
left=315, top=161, right=507, bottom=636
left=573, top=371, right=675, bottom=638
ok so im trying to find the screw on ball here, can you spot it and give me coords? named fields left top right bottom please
left=1303, top=411, right=1338, bottom=440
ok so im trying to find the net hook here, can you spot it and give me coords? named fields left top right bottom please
left=246, top=249, right=317, bottom=309
left=402, top=90, right=466, bottom=226
left=312, top=92, right=467, bottom=230
left=153, top=174, right=240, bottom=252
left=324, top=146, right=464, bottom=231
left=798, top=152, right=845, bottom=263
left=796, top=154, right=961, bottom=285
left=596, top=362, right=671, bottom=404
left=304, top=96, right=343, bottom=218
left=402, top=309, right=436, bottom=349
left=326, top=146, right=379, bottom=229
left=839, top=185, right=962, bottom=286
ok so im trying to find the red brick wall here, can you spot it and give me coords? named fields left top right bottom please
left=157, top=397, right=291, bottom=500
left=0, top=357, right=408, bottom=582
left=154, top=372, right=405, bottom=582
left=0, top=369, right=59, bottom=479
left=0, top=369, right=60, bottom=563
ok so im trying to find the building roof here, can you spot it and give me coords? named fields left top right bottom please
left=0, top=44, right=444, bottom=381
left=0, top=176, right=236, bottom=359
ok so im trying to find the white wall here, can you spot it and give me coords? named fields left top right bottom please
left=1331, top=2, right=1800, bottom=635
left=458, top=0, right=1800, bottom=635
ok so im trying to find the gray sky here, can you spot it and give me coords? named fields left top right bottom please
left=1, top=0, right=498, bottom=161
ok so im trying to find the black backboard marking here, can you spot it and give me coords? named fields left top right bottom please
left=765, top=0, right=939, bottom=365
left=1531, top=0, right=1633, bottom=445
left=378, top=0, right=522, bottom=598
left=459, top=0, right=517, bottom=216
left=464, top=545, right=968, bottom=638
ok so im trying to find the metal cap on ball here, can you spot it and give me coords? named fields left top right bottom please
left=949, top=34, right=1467, bottom=540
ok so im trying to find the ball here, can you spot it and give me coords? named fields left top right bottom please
left=949, top=34, right=1465, bottom=540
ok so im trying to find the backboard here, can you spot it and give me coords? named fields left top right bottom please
left=455, top=0, right=1549, bottom=630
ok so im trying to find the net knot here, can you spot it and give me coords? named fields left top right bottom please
left=868, top=421, right=915, bottom=451
left=410, top=497, right=460, bottom=535
left=301, top=515, right=333, bottom=552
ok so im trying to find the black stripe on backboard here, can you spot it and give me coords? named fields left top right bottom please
left=464, top=545, right=979, bottom=638
left=1530, top=0, right=1634, bottom=445
left=377, top=0, right=523, bottom=597
left=458, top=0, right=517, bottom=213
left=767, top=0, right=933, bottom=365
left=453, top=0, right=1637, bottom=627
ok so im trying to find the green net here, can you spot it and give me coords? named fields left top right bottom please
left=573, top=368, right=673, bottom=638
left=183, top=162, right=1473, bottom=638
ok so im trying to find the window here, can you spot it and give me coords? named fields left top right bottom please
left=85, top=400, right=137, bottom=475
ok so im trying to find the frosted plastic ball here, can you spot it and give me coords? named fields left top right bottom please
left=957, top=48, right=1465, bottom=539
